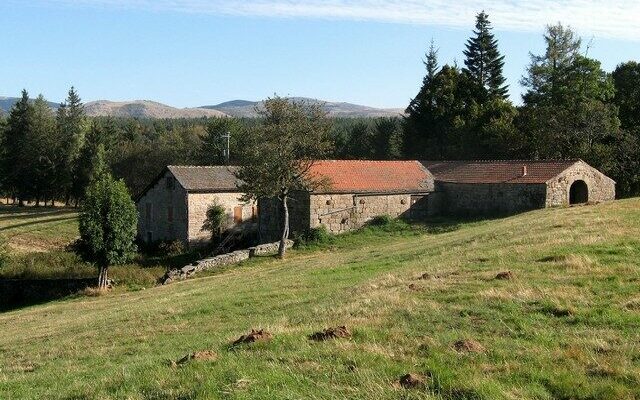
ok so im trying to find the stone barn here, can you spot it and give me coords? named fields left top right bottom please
left=258, top=160, right=437, bottom=242
left=422, top=159, right=616, bottom=216
left=135, top=166, right=255, bottom=247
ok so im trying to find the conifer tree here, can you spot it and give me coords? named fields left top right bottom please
left=463, top=11, right=508, bottom=99
left=521, top=23, right=582, bottom=106
left=29, top=95, right=57, bottom=205
left=4, top=90, right=33, bottom=205
left=404, top=40, right=440, bottom=158
left=56, top=87, right=86, bottom=205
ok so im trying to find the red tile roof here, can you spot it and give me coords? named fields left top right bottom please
left=309, top=160, right=433, bottom=194
left=421, top=160, right=580, bottom=184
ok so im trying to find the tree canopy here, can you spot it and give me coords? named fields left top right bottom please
left=236, top=96, right=333, bottom=257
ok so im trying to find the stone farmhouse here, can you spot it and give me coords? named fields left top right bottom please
left=135, top=166, right=255, bottom=246
left=136, top=159, right=615, bottom=246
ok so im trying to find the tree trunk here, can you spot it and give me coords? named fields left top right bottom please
left=278, top=194, right=289, bottom=259
left=97, top=265, right=109, bottom=290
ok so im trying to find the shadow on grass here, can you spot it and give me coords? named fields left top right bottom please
left=0, top=277, right=96, bottom=312
left=0, top=205, right=77, bottom=218
left=0, top=215, right=78, bottom=232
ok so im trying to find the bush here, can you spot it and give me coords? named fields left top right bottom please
left=158, top=240, right=186, bottom=257
left=367, top=215, right=393, bottom=226
left=294, top=226, right=336, bottom=248
left=202, top=202, right=227, bottom=239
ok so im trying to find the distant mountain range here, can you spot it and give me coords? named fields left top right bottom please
left=83, top=100, right=227, bottom=119
left=202, top=98, right=404, bottom=118
left=0, top=96, right=404, bottom=119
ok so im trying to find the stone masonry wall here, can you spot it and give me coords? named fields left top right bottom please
left=258, top=191, right=439, bottom=241
left=545, top=161, right=616, bottom=206
left=257, top=192, right=310, bottom=243
left=136, top=170, right=189, bottom=243
left=309, top=192, right=439, bottom=234
left=187, top=192, right=255, bottom=246
left=309, top=193, right=408, bottom=234
left=438, top=182, right=548, bottom=216
left=161, top=240, right=294, bottom=284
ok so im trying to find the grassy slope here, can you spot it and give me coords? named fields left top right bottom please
left=0, top=205, right=168, bottom=286
left=1, top=199, right=639, bottom=399
left=0, top=206, right=79, bottom=253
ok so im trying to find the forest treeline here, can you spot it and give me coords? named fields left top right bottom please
left=0, top=13, right=639, bottom=203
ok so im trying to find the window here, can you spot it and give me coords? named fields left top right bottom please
left=252, top=205, right=258, bottom=221
left=166, top=176, right=175, bottom=190
left=146, top=231, right=153, bottom=243
left=168, top=206, right=173, bottom=222
left=145, top=203, right=152, bottom=224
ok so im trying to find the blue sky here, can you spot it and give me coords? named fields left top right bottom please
left=1, top=1, right=639, bottom=109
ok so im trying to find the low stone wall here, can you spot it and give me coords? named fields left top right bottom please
left=161, top=240, right=294, bottom=284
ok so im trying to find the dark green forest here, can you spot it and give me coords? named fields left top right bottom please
left=1, top=13, right=639, bottom=203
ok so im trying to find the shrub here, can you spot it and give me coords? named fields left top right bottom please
left=202, top=202, right=227, bottom=239
left=158, top=240, right=186, bottom=257
left=294, top=226, right=335, bottom=248
left=367, top=215, right=393, bottom=226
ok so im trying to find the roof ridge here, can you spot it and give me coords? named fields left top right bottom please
left=168, top=165, right=239, bottom=168
left=423, top=159, right=579, bottom=163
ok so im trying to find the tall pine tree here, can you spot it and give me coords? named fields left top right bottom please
left=404, top=40, right=440, bottom=158
left=462, top=11, right=508, bottom=99
left=4, top=90, right=34, bottom=205
left=56, top=87, right=86, bottom=205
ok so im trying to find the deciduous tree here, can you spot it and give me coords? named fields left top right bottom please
left=79, top=171, right=137, bottom=289
left=236, top=96, right=333, bottom=258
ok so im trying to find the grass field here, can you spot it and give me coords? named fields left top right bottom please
left=1, top=199, right=639, bottom=399
left=0, top=205, right=170, bottom=287
left=0, top=206, right=79, bottom=253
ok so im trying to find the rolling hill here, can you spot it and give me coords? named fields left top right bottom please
left=1, top=96, right=404, bottom=119
left=0, top=96, right=59, bottom=114
left=202, top=97, right=405, bottom=118
left=1, top=199, right=639, bottom=399
left=83, top=100, right=228, bottom=119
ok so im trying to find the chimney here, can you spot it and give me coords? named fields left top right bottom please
left=522, top=165, right=528, bottom=177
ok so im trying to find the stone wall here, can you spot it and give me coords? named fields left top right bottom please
left=545, top=161, right=616, bottom=206
left=258, top=191, right=439, bottom=241
left=161, top=240, right=294, bottom=284
left=136, top=170, right=189, bottom=243
left=187, top=192, right=255, bottom=246
left=309, top=192, right=437, bottom=234
left=258, top=192, right=311, bottom=243
left=438, top=182, right=548, bottom=216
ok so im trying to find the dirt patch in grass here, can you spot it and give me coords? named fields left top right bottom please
left=418, top=271, right=459, bottom=280
left=397, top=373, right=427, bottom=389
left=453, top=339, right=486, bottom=353
left=309, top=326, right=351, bottom=341
left=537, top=254, right=597, bottom=270
left=232, top=329, right=272, bottom=346
left=495, top=271, right=515, bottom=280
left=408, top=283, right=422, bottom=291
left=623, top=298, right=640, bottom=311
left=171, top=350, right=218, bottom=367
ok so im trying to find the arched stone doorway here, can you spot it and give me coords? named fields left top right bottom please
left=569, top=180, right=588, bottom=204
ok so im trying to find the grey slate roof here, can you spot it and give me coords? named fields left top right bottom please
left=167, top=165, right=242, bottom=192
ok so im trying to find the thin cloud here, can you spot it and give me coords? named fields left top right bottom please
left=46, top=0, right=640, bottom=41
